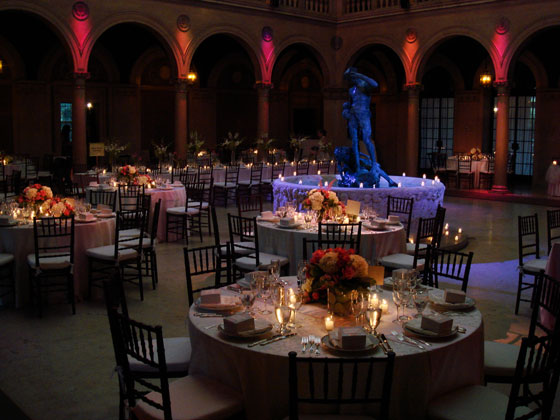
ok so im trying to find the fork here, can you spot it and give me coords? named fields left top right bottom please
left=391, top=330, right=424, bottom=349
left=308, top=335, right=316, bottom=353
left=301, top=336, right=308, bottom=353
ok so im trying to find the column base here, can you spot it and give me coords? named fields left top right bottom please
left=490, top=185, right=510, bottom=194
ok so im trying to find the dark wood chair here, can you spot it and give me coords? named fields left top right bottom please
left=386, top=196, right=414, bottom=239
left=118, top=184, right=145, bottom=211
left=296, top=161, right=310, bottom=175
left=478, top=157, right=495, bottom=189
left=238, top=162, right=264, bottom=197
left=0, top=253, right=15, bottom=306
left=288, top=350, right=396, bottom=420
left=317, top=160, right=331, bottom=175
left=166, top=181, right=205, bottom=243
left=516, top=214, right=548, bottom=314
left=28, top=216, right=75, bottom=316
left=457, top=156, right=475, bottom=189
left=237, top=194, right=263, bottom=217
left=428, top=248, right=474, bottom=292
left=213, top=164, right=239, bottom=207
left=318, top=222, right=362, bottom=254
left=107, top=309, right=241, bottom=420
left=302, top=238, right=356, bottom=260
left=547, top=208, right=560, bottom=254
left=89, top=189, right=117, bottom=212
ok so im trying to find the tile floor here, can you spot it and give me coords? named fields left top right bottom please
left=0, top=195, right=558, bottom=419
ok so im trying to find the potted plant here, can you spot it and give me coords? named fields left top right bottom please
left=255, top=133, right=275, bottom=163
left=222, top=132, right=243, bottom=164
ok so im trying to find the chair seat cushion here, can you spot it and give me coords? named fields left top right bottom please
left=167, top=206, right=199, bottom=216
left=521, top=257, right=548, bottom=274
left=235, top=253, right=289, bottom=271
left=484, top=341, right=522, bottom=378
left=380, top=253, right=424, bottom=270
left=120, top=238, right=154, bottom=249
left=237, top=180, right=254, bottom=186
left=427, top=384, right=532, bottom=420
left=132, top=374, right=243, bottom=420
left=27, top=254, right=71, bottom=270
left=119, top=228, right=149, bottom=238
left=220, top=241, right=255, bottom=256
left=406, top=242, right=427, bottom=255
left=129, top=337, right=191, bottom=374
left=85, top=245, right=138, bottom=262
left=0, top=253, right=15, bottom=266
left=187, top=200, right=209, bottom=209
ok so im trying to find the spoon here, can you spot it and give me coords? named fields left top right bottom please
left=391, top=330, right=424, bottom=349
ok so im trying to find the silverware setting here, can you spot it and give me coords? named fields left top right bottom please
left=204, top=323, right=221, bottom=330
left=301, top=336, right=308, bottom=353
left=260, top=332, right=296, bottom=346
left=247, top=334, right=282, bottom=347
left=194, top=313, right=224, bottom=318
left=390, top=331, right=424, bottom=350
left=380, top=334, right=393, bottom=353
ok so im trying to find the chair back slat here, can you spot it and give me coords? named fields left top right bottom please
left=225, top=165, right=240, bottom=186
left=118, top=184, right=145, bottom=211
left=272, top=163, right=285, bottom=179
left=184, top=245, right=224, bottom=305
left=33, top=216, right=75, bottom=268
left=386, top=196, right=414, bottom=239
left=317, top=161, right=330, bottom=174
left=547, top=209, right=560, bottom=254
left=197, top=166, right=213, bottom=184
left=238, top=194, right=263, bottom=217
left=458, top=157, right=472, bottom=173
left=430, top=248, right=474, bottom=292
left=89, top=190, right=117, bottom=212
left=518, top=214, right=541, bottom=264
left=302, top=238, right=356, bottom=260
left=318, top=222, right=362, bottom=254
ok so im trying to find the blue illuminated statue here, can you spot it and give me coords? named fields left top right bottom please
left=336, top=67, right=397, bottom=188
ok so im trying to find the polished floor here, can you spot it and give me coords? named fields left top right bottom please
left=0, top=195, right=558, bottom=419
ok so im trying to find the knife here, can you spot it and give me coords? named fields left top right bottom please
left=375, top=333, right=388, bottom=354
left=248, top=334, right=282, bottom=347
left=380, top=334, right=393, bottom=353
left=260, top=332, right=296, bottom=346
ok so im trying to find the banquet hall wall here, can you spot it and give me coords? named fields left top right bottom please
left=0, top=0, right=559, bottom=183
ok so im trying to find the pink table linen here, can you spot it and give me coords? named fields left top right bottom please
left=145, top=186, right=186, bottom=242
left=0, top=218, right=115, bottom=307
left=541, top=243, right=560, bottom=330
left=188, top=278, right=483, bottom=420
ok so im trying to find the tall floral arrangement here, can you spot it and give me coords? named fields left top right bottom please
left=255, top=134, right=275, bottom=162
left=18, top=184, right=54, bottom=207
left=222, top=132, right=243, bottom=163
left=117, top=165, right=138, bottom=184
left=152, top=140, right=170, bottom=165
left=104, top=141, right=128, bottom=168
left=469, top=147, right=484, bottom=161
left=301, top=180, right=345, bottom=222
left=134, top=174, right=153, bottom=186
left=302, top=248, right=372, bottom=314
left=187, top=131, right=205, bottom=155
left=290, top=135, right=307, bottom=160
left=40, top=197, right=75, bottom=217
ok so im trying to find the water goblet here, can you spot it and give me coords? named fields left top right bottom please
left=304, top=212, right=313, bottom=229
left=366, top=307, right=382, bottom=333
left=351, top=291, right=367, bottom=327
left=275, top=305, right=293, bottom=335
left=296, top=260, right=308, bottom=288
left=287, top=289, right=303, bottom=328
left=240, top=291, right=256, bottom=315
left=412, top=288, right=429, bottom=318
left=392, top=287, right=403, bottom=324
left=255, top=273, right=271, bottom=315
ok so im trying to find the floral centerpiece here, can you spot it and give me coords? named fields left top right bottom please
left=187, top=131, right=205, bottom=156
left=290, top=135, right=307, bottom=160
left=41, top=197, right=75, bottom=217
left=18, top=184, right=54, bottom=210
left=135, top=174, right=153, bottom=186
left=301, top=180, right=345, bottom=222
left=255, top=134, right=275, bottom=162
left=104, top=141, right=128, bottom=169
left=302, top=248, right=373, bottom=316
left=222, top=132, right=243, bottom=163
left=117, top=165, right=138, bottom=184
left=469, top=147, right=484, bottom=161
left=152, top=140, right=170, bottom=167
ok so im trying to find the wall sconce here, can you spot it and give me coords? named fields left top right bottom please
left=480, top=72, right=492, bottom=87
left=86, top=102, right=93, bottom=109
left=187, top=72, right=197, bottom=83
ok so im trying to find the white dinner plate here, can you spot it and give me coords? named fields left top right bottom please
left=321, top=334, right=380, bottom=354
left=76, top=217, right=97, bottom=223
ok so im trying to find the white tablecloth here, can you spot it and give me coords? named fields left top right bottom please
left=257, top=220, right=406, bottom=274
left=446, top=157, right=488, bottom=188
left=0, top=218, right=115, bottom=307
left=188, top=277, right=484, bottom=420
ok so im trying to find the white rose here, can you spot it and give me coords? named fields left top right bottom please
left=26, top=188, right=37, bottom=199
left=129, top=166, right=136, bottom=174
left=43, top=187, right=53, bottom=199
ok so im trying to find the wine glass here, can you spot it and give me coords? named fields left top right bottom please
left=397, top=287, right=412, bottom=322
left=296, top=260, right=308, bottom=287
left=366, top=307, right=382, bottom=333
left=351, top=291, right=367, bottom=327
left=256, top=274, right=271, bottom=315
left=392, top=287, right=403, bottom=324
left=275, top=305, right=293, bottom=335
left=412, top=288, right=429, bottom=318
left=287, top=289, right=303, bottom=328
left=304, top=212, right=313, bottom=229
left=240, top=291, right=256, bottom=315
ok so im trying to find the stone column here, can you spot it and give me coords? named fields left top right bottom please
left=405, top=83, right=422, bottom=176
left=492, top=81, right=510, bottom=193
left=175, top=78, right=188, bottom=160
left=255, top=82, right=272, bottom=137
left=72, top=72, right=89, bottom=172
left=322, top=87, right=348, bottom=149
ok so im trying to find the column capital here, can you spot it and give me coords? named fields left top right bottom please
left=404, top=82, right=423, bottom=93
left=255, top=81, right=273, bottom=91
left=175, top=78, right=189, bottom=93
left=493, top=80, right=511, bottom=95
left=73, top=72, right=90, bottom=81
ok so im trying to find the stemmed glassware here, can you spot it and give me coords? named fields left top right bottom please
left=351, top=291, right=367, bottom=327
left=255, top=273, right=271, bottom=314
left=287, top=289, right=303, bottom=328
left=296, top=260, right=308, bottom=288
left=304, top=212, right=313, bottom=229
left=274, top=304, right=294, bottom=335
left=366, top=307, right=382, bottom=333
left=240, top=291, right=256, bottom=315
left=392, top=280, right=412, bottom=323
left=412, top=288, right=429, bottom=318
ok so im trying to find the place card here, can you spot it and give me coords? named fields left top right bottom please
left=346, top=200, right=361, bottom=216
left=444, top=289, right=466, bottom=304
left=223, top=313, right=255, bottom=334
left=200, top=289, right=221, bottom=304
left=421, top=313, right=453, bottom=335
left=339, top=326, right=366, bottom=349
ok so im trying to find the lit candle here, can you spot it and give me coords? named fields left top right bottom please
left=298, top=179, right=302, bottom=184
left=168, top=166, right=172, bottom=173
left=278, top=174, right=282, bottom=178
left=103, top=169, right=107, bottom=174
left=445, top=230, right=450, bottom=236
left=409, top=237, right=414, bottom=244
left=422, top=174, right=426, bottom=179
left=370, top=293, right=379, bottom=308
left=324, top=315, right=334, bottom=331
left=280, top=176, right=285, bottom=182
left=380, top=299, right=388, bottom=314
left=372, top=184, right=376, bottom=189
left=317, top=170, right=321, bottom=175
left=458, top=228, right=462, bottom=234
left=421, top=181, right=425, bottom=187
left=398, top=182, right=402, bottom=188
left=254, top=150, right=258, bottom=154
left=359, top=182, right=364, bottom=188
left=293, top=171, right=297, bottom=176
left=432, top=180, right=435, bottom=185
left=324, top=181, right=328, bottom=187
left=554, top=160, right=558, bottom=166
left=402, top=172, right=406, bottom=177
left=454, top=235, right=459, bottom=241
left=274, top=162, right=278, bottom=166
left=312, top=160, right=316, bottom=164
left=445, top=223, right=449, bottom=230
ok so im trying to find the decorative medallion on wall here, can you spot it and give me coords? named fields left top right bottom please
left=72, top=1, right=89, bottom=21
left=331, top=36, right=343, bottom=51
left=177, top=15, right=191, bottom=32
left=495, top=17, right=510, bottom=35
left=262, top=26, right=273, bottom=42
left=406, top=28, right=417, bottom=43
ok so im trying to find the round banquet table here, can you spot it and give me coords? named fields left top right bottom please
left=446, top=156, right=488, bottom=187
left=187, top=276, right=484, bottom=420
left=257, top=220, right=406, bottom=274
left=0, top=217, right=115, bottom=307
left=86, top=185, right=186, bottom=242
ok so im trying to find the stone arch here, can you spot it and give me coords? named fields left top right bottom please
left=130, top=47, right=173, bottom=85
left=271, top=37, right=331, bottom=86
left=207, top=52, right=255, bottom=89
left=0, top=3, right=77, bottom=71
left=422, top=53, right=465, bottom=92
left=339, top=36, right=405, bottom=85
left=0, top=34, right=25, bottom=79
left=276, top=58, right=323, bottom=91
left=504, top=18, right=560, bottom=83
left=81, top=13, right=181, bottom=77
left=184, top=26, right=262, bottom=82
left=413, top=28, right=496, bottom=84
left=517, top=51, right=548, bottom=89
